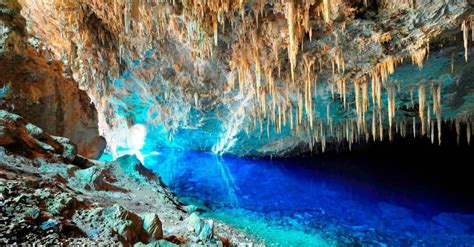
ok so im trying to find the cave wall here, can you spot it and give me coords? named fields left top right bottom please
left=0, top=0, right=105, bottom=159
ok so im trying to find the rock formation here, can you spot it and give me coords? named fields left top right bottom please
left=0, top=110, right=255, bottom=245
left=0, top=0, right=105, bottom=159
left=9, top=0, right=473, bottom=156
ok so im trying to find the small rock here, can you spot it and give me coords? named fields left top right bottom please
left=40, top=219, right=58, bottom=231
left=198, top=220, right=213, bottom=241
left=186, top=213, right=202, bottom=235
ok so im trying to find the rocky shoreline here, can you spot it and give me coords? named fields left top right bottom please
left=0, top=110, right=261, bottom=246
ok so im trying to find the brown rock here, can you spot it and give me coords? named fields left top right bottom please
left=220, top=236, right=230, bottom=247
left=140, top=213, right=163, bottom=240
left=0, top=4, right=105, bottom=159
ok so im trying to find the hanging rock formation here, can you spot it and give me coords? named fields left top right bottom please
left=5, top=0, right=474, bottom=156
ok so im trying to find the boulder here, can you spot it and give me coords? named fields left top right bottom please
left=74, top=166, right=128, bottom=192
left=141, top=213, right=163, bottom=240
left=186, top=213, right=202, bottom=235
left=73, top=204, right=150, bottom=245
left=186, top=213, right=214, bottom=241
left=0, top=110, right=101, bottom=171
left=198, top=220, right=214, bottom=241
left=0, top=110, right=71, bottom=161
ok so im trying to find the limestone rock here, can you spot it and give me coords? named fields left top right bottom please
left=0, top=110, right=99, bottom=170
left=141, top=213, right=164, bottom=240
left=73, top=166, right=128, bottom=192
left=10, top=0, right=474, bottom=156
left=134, top=239, right=179, bottom=247
left=186, top=213, right=214, bottom=241
left=198, top=220, right=214, bottom=241
left=186, top=213, right=202, bottom=234
left=0, top=110, right=74, bottom=162
left=73, top=204, right=150, bottom=245
left=0, top=3, right=105, bottom=159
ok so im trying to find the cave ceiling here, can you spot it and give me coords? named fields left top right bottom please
left=8, top=0, right=474, bottom=155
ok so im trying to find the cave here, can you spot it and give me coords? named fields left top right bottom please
left=1, top=0, right=473, bottom=245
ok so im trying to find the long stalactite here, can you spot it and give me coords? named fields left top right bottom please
left=16, top=0, right=474, bottom=154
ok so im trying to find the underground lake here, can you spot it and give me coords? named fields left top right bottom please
left=145, top=136, right=474, bottom=246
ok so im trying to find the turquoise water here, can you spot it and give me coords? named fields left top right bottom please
left=146, top=151, right=474, bottom=246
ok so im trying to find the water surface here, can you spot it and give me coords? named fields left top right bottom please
left=147, top=151, right=474, bottom=246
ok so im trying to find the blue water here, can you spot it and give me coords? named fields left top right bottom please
left=146, top=151, right=474, bottom=246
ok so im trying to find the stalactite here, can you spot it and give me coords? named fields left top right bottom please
left=410, top=46, right=428, bottom=68
left=362, top=82, right=368, bottom=116
left=427, top=105, right=432, bottom=139
left=418, top=85, right=426, bottom=136
left=378, top=109, right=383, bottom=141
left=371, top=57, right=401, bottom=108
left=432, top=83, right=442, bottom=144
left=321, top=0, right=330, bottom=23
left=22, top=0, right=473, bottom=155
left=431, top=120, right=435, bottom=144
left=387, top=86, right=396, bottom=132
left=372, top=109, right=376, bottom=140
left=213, top=15, right=218, bottom=46
left=462, top=20, right=469, bottom=62
left=321, top=121, right=326, bottom=152
left=467, top=121, right=472, bottom=145
left=194, top=92, right=199, bottom=107
left=286, top=2, right=297, bottom=83
left=455, top=119, right=461, bottom=145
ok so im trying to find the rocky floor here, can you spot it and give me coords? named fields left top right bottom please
left=0, top=110, right=260, bottom=246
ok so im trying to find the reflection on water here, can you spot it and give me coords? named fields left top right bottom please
left=146, top=150, right=474, bottom=246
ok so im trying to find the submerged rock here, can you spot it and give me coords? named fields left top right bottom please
left=433, top=213, right=474, bottom=234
